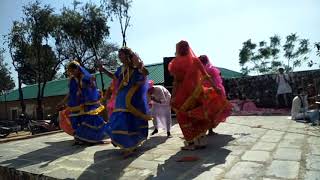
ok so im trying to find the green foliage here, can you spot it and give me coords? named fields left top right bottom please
left=57, top=2, right=117, bottom=71
left=102, top=0, right=132, bottom=47
left=0, top=49, right=15, bottom=94
left=283, top=33, right=310, bottom=72
left=239, top=33, right=312, bottom=75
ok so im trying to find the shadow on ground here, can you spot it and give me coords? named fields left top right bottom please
left=146, top=134, right=235, bottom=180
left=0, top=140, right=85, bottom=169
left=78, top=136, right=169, bottom=179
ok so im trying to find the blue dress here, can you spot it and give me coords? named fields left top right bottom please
left=106, top=66, right=152, bottom=150
left=67, top=66, right=108, bottom=143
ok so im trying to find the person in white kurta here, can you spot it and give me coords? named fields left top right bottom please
left=276, top=68, right=292, bottom=107
left=148, top=85, right=172, bottom=137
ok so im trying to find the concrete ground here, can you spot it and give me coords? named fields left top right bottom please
left=0, top=116, right=320, bottom=180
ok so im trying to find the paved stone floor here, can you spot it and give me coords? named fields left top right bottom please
left=0, top=116, right=320, bottom=180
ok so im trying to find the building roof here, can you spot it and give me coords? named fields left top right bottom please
left=0, top=63, right=241, bottom=102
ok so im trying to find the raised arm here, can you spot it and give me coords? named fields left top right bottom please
left=99, top=65, right=116, bottom=79
left=56, top=93, right=69, bottom=110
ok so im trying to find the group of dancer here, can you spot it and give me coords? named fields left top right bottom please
left=57, top=40, right=232, bottom=157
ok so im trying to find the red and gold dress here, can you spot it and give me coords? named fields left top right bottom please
left=169, top=44, right=232, bottom=143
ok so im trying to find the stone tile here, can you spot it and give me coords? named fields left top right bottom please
left=213, top=155, right=240, bottom=170
left=0, top=158, right=35, bottom=168
left=278, top=139, right=304, bottom=149
left=241, top=151, right=271, bottom=162
left=44, top=167, right=94, bottom=180
left=121, top=168, right=154, bottom=179
left=304, top=170, right=320, bottom=180
left=139, top=153, right=161, bottom=161
left=308, top=137, right=320, bottom=145
left=17, top=161, right=58, bottom=175
left=193, top=167, right=224, bottom=180
left=129, top=159, right=160, bottom=170
left=149, top=148, right=177, bottom=156
left=287, top=127, right=308, bottom=134
left=290, top=123, right=308, bottom=129
left=231, top=136, right=258, bottom=146
left=264, top=130, right=285, bottom=136
left=273, top=148, right=302, bottom=161
left=306, top=155, right=320, bottom=170
left=51, top=158, right=93, bottom=170
left=225, top=161, right=264, bottom=179
left=266, top=160, right=300, bottom=179
left=310, top=145, right=320, bottom=155
left=224, top=146, right=248, bottom=156
left=251, top=142, right=277, bottom=151
left=283, top=133, right=306, bottom=140
left=260, top=135, right=282, bottom=143
left=154, top=154, right=172, bottom=162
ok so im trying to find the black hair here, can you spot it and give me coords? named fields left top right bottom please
left=68, top=63, right=78, bottom=70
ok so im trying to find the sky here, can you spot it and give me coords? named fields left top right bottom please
left=1, top=0, right=320, bottom=87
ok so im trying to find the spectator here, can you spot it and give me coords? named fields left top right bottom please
left=291, top=87, right=319, bottom=126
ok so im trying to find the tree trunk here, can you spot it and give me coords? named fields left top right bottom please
left=4, top=93, right=8, bottom=120
left=36, top=48, right=43, bottom=120
left=18, top=74, right=26, bottom=114
left=36, top=82, right=43, bottom=120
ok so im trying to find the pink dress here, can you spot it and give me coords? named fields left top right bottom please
left=204, top=63, right=226, bottom=96
left=107, top=79, right=118, bottom=118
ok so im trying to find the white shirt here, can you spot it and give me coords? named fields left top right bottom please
left=151, top=85, right=171, bottom=105
left=276, top=74, right=292, bottom=94
left=291, top=95, right=308, bottom=119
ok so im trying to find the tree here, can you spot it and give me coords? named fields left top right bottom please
left=57, top=2, right=118, bottom=90
left=239, top=39, right=257, bottom=74
left=57, top=3, right=116, bottom=69
left=308, top=42, right=320, bottom=67
left=283, top=33, right=310, bottom=72
left=239, top=33, right=311, bottom=75
left=0, top=49, right=15, bottom=94
left=0, top=49, right=15, bottom=120
left=315, top=42, right=320, bottom=57
left=98, top=42, right=119, bottom=71
left=269, top=35, right=282, bottom=73
left=20, top=1, right=59, bottom=119
left=103, top=0, right=132, bottom=47
left=5, top=21, right=28, bottom=114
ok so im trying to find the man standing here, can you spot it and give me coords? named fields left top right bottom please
left=148, top=82, right=172, bottom=137
left=276, top=68, right=292, bottom=108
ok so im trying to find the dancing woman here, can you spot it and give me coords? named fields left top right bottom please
left=199, top=55, right=229, bottom=135
left=104, top=47, right=152, bottom=157
left=58, top=61, right=108, bottom=145
left=169, top=41, right=232, bottom=150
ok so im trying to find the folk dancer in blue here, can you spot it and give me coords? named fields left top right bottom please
left=58, top=61, right=108, bottom=145
left=105, top=47, right=152, bottom=157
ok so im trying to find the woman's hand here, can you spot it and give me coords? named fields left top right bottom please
left=205, top=75, right=222, bottom=95
left=56, top=102, right=65, bottom=111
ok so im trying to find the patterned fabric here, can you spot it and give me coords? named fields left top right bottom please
left=105, top=66, right=152, bottom=150
left=60, top=63, right=108, bottom=143
left=169, top=41, right=232, bottom=142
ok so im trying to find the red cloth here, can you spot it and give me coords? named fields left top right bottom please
left=59, top=109, right=74, bottom=136
left=169, top=41, right=232, bottom=142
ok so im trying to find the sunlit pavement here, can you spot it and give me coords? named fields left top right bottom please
left=0, top=116, right=320, bottom=180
